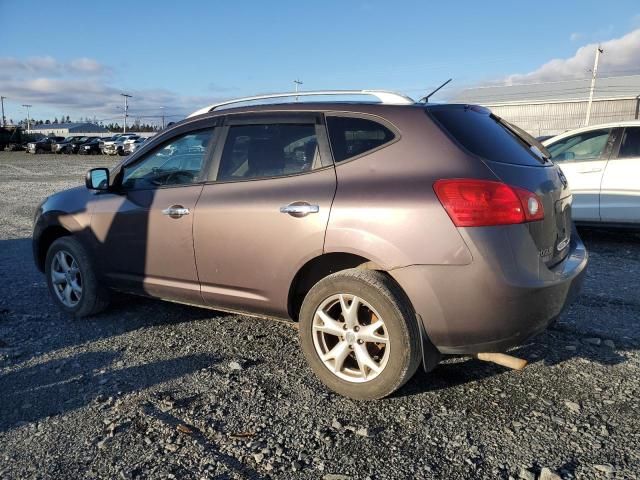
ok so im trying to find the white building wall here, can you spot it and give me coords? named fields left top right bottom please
left=485, top=98, right=640, bottom=137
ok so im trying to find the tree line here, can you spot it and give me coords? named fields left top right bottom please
left=10, top=117, right=160, bottom=132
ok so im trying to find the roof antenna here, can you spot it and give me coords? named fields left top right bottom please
left=418, top=78, right=452, bottom=103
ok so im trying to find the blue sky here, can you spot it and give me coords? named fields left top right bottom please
left=1, top=0, right=640, bottom=124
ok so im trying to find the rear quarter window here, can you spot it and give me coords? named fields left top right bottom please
left=326, top=116, right=395, bottom=162
left=428, top=105, right=546, bottom=166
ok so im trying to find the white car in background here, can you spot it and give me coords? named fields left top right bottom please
left=543, top=121, right=640, bottom=226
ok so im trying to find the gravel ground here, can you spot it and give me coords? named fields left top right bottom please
left=0, top=151, right=639, bottom=480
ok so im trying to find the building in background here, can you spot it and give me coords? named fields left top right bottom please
left=453, top=75, right=640, bottom=137
left=27, top=122, right=111, bottom=137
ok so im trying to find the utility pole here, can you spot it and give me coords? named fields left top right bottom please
left=585, top=46, right=603, bottom=126
left=294, top=79, right=303, bottom=101
left=160, top=106, right=165, bottom=129
left=22, top=104, right=32, bottom=132
left=0, top=96, right=6, bottom=126
left=120, top=93, right=132, bottom=133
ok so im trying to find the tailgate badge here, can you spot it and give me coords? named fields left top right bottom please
left=557, top=237, right=570, bottom=251
left=558, top=170, right=568, bottom=188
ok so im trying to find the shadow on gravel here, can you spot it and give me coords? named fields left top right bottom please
left=142, top=403, right=264, bottom=480
left=398, top=326, right=634, bottom=398
left=578, top=226, right=640, bottom=248
left=0, top=352, right=219, bottom=433
left=0, top=237, right=224, bottom=364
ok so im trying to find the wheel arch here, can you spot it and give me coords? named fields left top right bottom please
left=287, top=252, right=383, bottom=321
left=35, top=225, right=71, bottom=272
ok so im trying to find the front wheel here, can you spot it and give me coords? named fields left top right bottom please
left=45, top=236, right=110, bottom=317
left=299, top=269, right=422, bottom=400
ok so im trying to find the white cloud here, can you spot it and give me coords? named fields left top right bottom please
left=0, top=55, right=225, bottom=121
left=503, top=28, right=640, bottom=85
left=69, top=57, right=106, bottom=74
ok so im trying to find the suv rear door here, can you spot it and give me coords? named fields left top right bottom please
left=600, top=126, right=640, bottom=223
left=193, top=113, right=336, bottom=317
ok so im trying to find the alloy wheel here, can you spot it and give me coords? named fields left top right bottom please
left=312, top=293, right=390, bottom=383
left=50, top=250, right=83, bottom=307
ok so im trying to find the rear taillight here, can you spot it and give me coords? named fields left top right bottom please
left=433, top=179, right=544, bottom=227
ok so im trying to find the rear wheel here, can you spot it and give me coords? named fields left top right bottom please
left=299, top=269, right=422, bottom=400
left=45, top=237, right=110, bottom=317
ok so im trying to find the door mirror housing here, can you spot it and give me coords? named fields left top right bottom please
left=86, top=168, right=110, bottom=190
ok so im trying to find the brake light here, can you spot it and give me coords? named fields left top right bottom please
left=433, top=179, right=544, bottom=227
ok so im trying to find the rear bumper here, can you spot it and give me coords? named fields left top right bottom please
left=390, top=225, right=588, bottom=354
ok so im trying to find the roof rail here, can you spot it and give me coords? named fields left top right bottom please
left=187, top=90, right=415, bottom=117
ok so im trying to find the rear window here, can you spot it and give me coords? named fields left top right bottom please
left=326, top=116, right=395, bottom=162
left=428, top=105, right=546, bottom=166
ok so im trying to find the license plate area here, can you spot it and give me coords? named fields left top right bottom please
left=554, top=195, right=573, bottom=257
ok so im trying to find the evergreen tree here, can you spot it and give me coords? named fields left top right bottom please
left=66, top=115, right=71, bottom=123
left=54, top=117, right=59, bottom=124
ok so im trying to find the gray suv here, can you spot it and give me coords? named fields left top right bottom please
left=32, top=91, right=587, bottom=399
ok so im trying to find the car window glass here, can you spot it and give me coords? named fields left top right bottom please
left=618, top=127, right=640, bottom=158
left=121, top=129, right=214, bottom=189
left=218, top=124, right=318, bottom=181
left=547, top=129, right=610, bottom=161
left=326, top=116, right=395, bottom=162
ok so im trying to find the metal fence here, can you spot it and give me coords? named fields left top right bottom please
left=485, top=97, right=640, bottom=136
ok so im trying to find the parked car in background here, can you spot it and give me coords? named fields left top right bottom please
left=52, top=136, right=84, bottom=154
left=103, top=135, right=140, bottom=155
left=98, top=135, right=121, bottom=154
left=78, top=138, right=103, bottom=155
left=33, top=90, right=587, bottom=400
left=26, top=137, right=65, bottom=154
left=123, top=137, right=146, bottom=155
left=69, top=136, right=100, bottom=154
left=4, top=141, right=25, bottom=152
left=102, top=134, right=139, bottom=155
left=53, top=136, right=100, bottom=154
left=543, top=121, right=640, bottom=226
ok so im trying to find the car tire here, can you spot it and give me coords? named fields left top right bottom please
left=35, top=148, right=43, bottom=154
left=45, top=236, right=110, bottom=318
left=299, top=268, right=422, bottom=400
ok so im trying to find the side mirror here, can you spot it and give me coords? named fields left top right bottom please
left=86, top=168, right=110, bottom=190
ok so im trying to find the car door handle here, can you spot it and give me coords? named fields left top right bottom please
left=279, top=202, right=319, bottom=217
left=577, top=168, right=602, bottom=173
left=162, top=205, right=190, bottom=218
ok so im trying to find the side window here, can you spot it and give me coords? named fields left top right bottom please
left=618, top=127, right=640, bottom=158
left=326, top=116, right=395, bottom=162
left=218, top=124, right=319, bottom=181
left=547, top=129, right=611, bottom=162
left=122, top=129, right=214, bottom=189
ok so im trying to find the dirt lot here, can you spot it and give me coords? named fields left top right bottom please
left=0, top=151, right=639, bottom=479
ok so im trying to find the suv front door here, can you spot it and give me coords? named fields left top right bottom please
left=90, top=126, right=217, bottom=303
left=193, top=114, right=336, bottom=317
left=600, top=126, right=640, bottom=223
left=547, top=128, right=617, bottom=222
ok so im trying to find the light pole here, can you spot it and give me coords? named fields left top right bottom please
left=22, top=104, right=32, bottom=132
left=294, top=79, right=303, bottom=101
left=120, top=93, right=132, bottom=132
left=585, top=46, right=603, bottom=127
left=0, top=96, right=6, bottom=127
left=160, top=106, right=165, bottom=129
